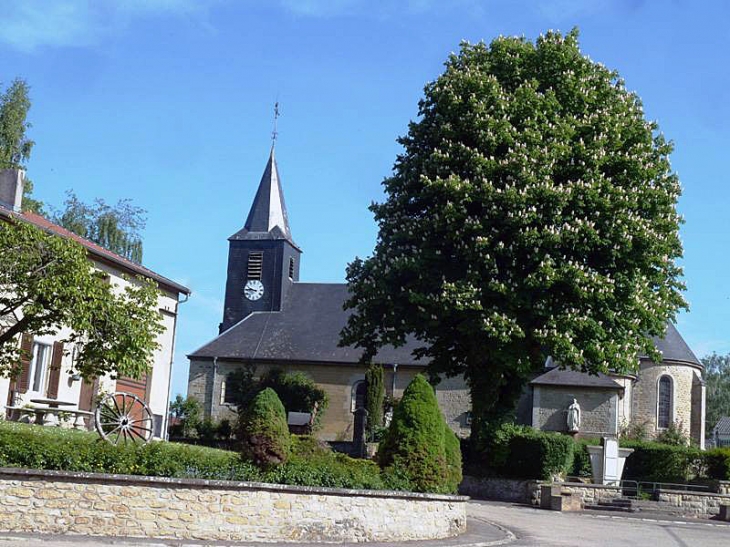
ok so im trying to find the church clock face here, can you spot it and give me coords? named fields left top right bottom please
left=244, top=279, right=264, bottom=301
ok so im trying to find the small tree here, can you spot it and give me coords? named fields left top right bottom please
left=365, top=364, right=385, bottom=439
left=169, top=395, right=201, bottom=438
left=239, top=388, right=290, bottom=468
left=378, top=374, right=456, bottom=493
left=0, top=219, right=163, bottom=380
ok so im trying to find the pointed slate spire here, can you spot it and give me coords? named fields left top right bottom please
left=230, top=147, right=298, bottom=248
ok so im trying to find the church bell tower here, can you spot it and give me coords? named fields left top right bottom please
left=220, top=147, right=301, bottom=333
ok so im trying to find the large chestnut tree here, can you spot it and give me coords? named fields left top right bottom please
left=341, top=30, right=686, bottom=446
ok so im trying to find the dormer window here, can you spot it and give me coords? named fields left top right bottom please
left=247, top=252, right=263, bottom=280
left=289, top=257, right=295, bottom=279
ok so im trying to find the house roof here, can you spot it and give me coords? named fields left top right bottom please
left=0, top=206, right=190, bottom=296
left=229, top=147, right=299, bottom=250
left=189, top=282, right=424, bottom=366
left=714, top=417, right=730, bottom=436
left=644, top=322, right=701, bottom=367
left=530, top=367, right=624, bottom=390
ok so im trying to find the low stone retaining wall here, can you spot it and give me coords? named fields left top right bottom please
left=0, top=468, right=467, bottom=543
left=460, top=476, right=621, bottom=507
left=460, top=475, right=541, bottom=504
left=656, top=488, right=730, bottom=519
left=552, top=482, right=622, bottom=506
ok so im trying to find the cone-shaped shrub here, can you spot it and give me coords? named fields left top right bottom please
left=239, top=388, right=291, bottom=468
left=378, top=374, right=460, bottom=493
left=443, top=425, right=463, bottom=493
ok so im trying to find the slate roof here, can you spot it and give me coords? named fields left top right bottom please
left=714, top=417, right=730, bottom=436
left=530, top=367, right=624, bottom=390
left=189, top=282, right=424, bottom=366
left=0, top=206, right=190, bottom=295
left=644, top=322, right=701, bottom=366
left=229, top=147, right=299, bottom=249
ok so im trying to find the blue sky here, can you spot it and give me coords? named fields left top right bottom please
left=1, top=1, right=728, bottom=399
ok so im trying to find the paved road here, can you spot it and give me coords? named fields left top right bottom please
left=0, top=502, right=728, bottom=546
left=469, top=501, right=730, bottom=546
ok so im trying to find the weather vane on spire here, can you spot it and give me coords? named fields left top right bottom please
left=271, top=101, right=280, bottom=147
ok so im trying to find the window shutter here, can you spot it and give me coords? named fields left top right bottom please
left=16, top=334, right=33, bottom=393
left=47, top=342, right=64, bottom=399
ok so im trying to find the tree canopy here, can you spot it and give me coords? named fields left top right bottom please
left=0, top=219, right=163, bottom=380
left=53, top=191, right=146, bottom=264
left=703, top=353, right=730, bottom=439
left=0, top=78, right=43, bottom=213
left=341, top=30, right=686, bottom=443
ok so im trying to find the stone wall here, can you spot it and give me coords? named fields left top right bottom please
left=459, top=476, right=541, bottom=504
left=631, top=360, right=701, bottom=442
left=459, top=477, right=622, bottom=508
left=0, top=468, right=467, bottom=543
left=656, top=488, right=730, bottom=518
left=188, top=359, right=471, bottom=441
left=532, top=386, right=619, bottom=436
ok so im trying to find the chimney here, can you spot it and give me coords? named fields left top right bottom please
left=0, top=169, right=25, bottom=212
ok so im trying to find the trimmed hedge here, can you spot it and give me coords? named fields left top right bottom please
left=483, top=423, right=574, bottom=480
left=0, top=423, right=390, bottom=490
left=704, top=447, right=730, bottom=481
left=621, top=440, right=703, bottom=483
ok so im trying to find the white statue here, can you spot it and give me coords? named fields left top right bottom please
left=567, top=398, right=581, bottom=433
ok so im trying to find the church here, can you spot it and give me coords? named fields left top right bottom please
left=187, top=149, right=705, bottom=447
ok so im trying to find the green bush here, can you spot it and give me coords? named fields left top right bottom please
left=443, top=425, right=463, bottom=492
left=704, top=448, right=730, bottom=480
left=378, top=374, right=456, bottom=493
left=621, top=440, right=702, bottom=483
left=0, top=422, right=395, bottom=490
left=570, top=438, right=600, bottom=477
left=239, top=388, right=291, bottom=468
left=483, top=423, right=574, bottom=480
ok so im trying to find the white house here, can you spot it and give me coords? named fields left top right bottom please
left=0, top=169, right=190, bottom=438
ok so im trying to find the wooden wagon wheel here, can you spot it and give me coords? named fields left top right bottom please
left=95, top=392, right=155, bottom=445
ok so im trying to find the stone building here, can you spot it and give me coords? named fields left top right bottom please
left=188, top=149, right=704, bottom=446
left=526, top=324, right=706, bottom=448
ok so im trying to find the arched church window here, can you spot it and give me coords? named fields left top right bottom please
left=657, top=375, right=673, bottom=429
left=351, top=380, right=367, bottom=412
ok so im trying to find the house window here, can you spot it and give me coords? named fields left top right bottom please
left=247, top=252, right=263, bottom=280
left=29, top=342, right=51, bottom=393
left=657, top=375, right=673, bottom=429
left=288, top=257, right=295, bottom=279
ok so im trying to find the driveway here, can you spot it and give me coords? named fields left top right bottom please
left=468, top=500, right=730, bottom=547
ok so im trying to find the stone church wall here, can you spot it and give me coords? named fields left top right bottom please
left=630, top=359, right=700, bottom=441
left=532, top=385, right=618, bottom=436
left=188, top=359, right=471, bottom=441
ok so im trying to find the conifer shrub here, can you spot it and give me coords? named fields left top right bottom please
left=239, top=388, right=291, bottom=468
left=365, top=364, right=385, bottom=439
left=378, top=374, right=457, bottom=493
left=443, top=424, right=463, bottom=492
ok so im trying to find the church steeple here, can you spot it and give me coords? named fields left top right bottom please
left=220, top=147, right=302, bottom=333
left=230, top=147, right=298, bottom=248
